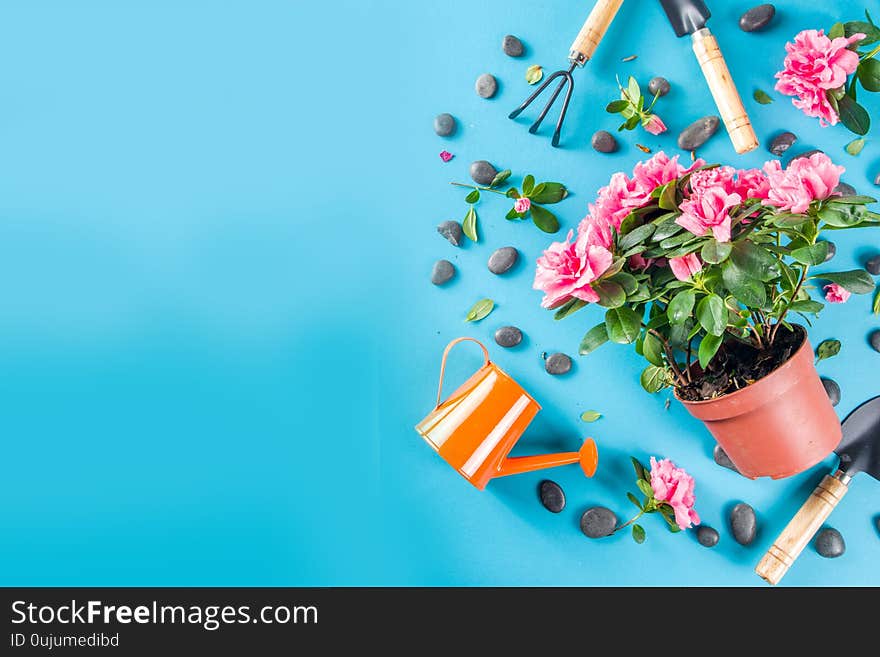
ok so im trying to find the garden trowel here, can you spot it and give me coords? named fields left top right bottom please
left=658, top=0, right=759, bottom=154
left=755, top=395, right=880, bottom=585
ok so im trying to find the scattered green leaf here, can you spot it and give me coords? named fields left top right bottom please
left=525, top=64, right=543, bottom=85
left=529, top=203, right=559, bottom=233
left=622, top=55, right=638, bottom=63
left=490, top=169, right=512, bottom=188
left=753, top=89, right=774, bottom=104
left=845, top=138, right=866, bottom=156
left=464, top=298, right=494, bottom=323
left=465, top=189, right=480, bottom=204
left=632, top=524, right=646, bottom=544
left=580, top=410, right=603, bottom=423
left=816, top=339, right=841, bottom=363
left=462, top=206, right=478, bottom=241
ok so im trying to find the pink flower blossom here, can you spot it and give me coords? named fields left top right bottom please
left=735, top=167, right=771, bottom=200
left=669, top=253, right=703, bottom=281
left=586, top=172, right=648, bottom=231
left=439, top=151, right=454, bottom=162
left=642, top=114, right=667, bottom=135
left=628, top=253, right=665, bottom=272
left=514, top=197, right=531, bottom=214
left=632, top=152, right=703, bottom=193
left=689, top=166, right=738, bottom=195
left=533, top=230, right=613, bottom=309
left=824, top=283, right=851, bottom=304
left=763, top=152, right=845, bottom=214
left=775, top=29, right=865, bottom=126
left=677, top=187, right=742, bottom=243
left=649, top=457, right=700, bottom=531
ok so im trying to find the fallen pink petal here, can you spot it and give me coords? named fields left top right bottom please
left=439, top=151, right=454, bottom=162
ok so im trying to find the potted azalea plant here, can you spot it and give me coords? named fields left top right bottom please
left=534, top=152, right=879, bottom=479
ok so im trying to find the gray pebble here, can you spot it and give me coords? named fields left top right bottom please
left=822, top=378, right=841, bottom=407
left=539, top=480, right=565, bottom=513
left=488, top=246, right=518, bottom=274
left=437, top=220, right=463, bottom=247
left=648, top=76, right=671, bottom=97
left=678, top=116, right=720, bottom=151
left=591, top=130, right=619, bottom=153
left=475, top=73, right=498, bottom=99
left=502, top=35, right=524, bottom=57
left=870, top=330, right=880, bottom=353
left=713, top=444, right=740, bottom=474
left=815, top=528, right=846, bottom=558
left=495, top=326, right=523, bottom=348
left=545, top=352, right=572, bottom=375
left=730, top=503, right=757, bottom=546
left=580, top=506, right=617, bottom=538
left=875, top=172, right=880, bottom=186
left=739, top=4, right=776, bottom=32
left=769, top=131, right=797, bottom=156
left=430, top=260, right=455, bottom=286
left=470, top=160, right=498, bottom=185
left=697, top=526, right=720, bottom=548
left=433, top=113, right=457, bottom=137
left=834, top=182, right=857, bottom=197
left=866, top=255, right=880, bottom=275
left=822, top=241, right=836, bottom=262
left=791, top=149, right=824, bottom=162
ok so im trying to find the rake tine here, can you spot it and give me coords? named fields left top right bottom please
left=551, top=73, right=576, bottom=148
left=527, top=73, right=571, bottom=135
left=508, top=70, right=566, bottom=120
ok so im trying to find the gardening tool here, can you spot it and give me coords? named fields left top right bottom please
left=415, top=338, right=599, bottom=490
left=508, top=0, right=624, bottom=147
left=658, top=0, right=759, bottom=154
left=755, top=395, right=880, bottom=585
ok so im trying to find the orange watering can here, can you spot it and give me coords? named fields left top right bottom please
left=415, top=337, right=599, bottom=490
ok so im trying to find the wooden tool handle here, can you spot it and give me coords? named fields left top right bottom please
left=755, top=474, right=850, bottom=586
left=691, top=29, right=758, bottom=155
left=569, top=0, right=624, bottom=65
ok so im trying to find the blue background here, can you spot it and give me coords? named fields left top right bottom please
left=0, top=0, right=877, bottom=586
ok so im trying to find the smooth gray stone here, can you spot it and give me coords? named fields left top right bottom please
left=433, top=113, right=457, bottom=137
left=678, top=116, right=720, bottom=151
left=495, top=326, right=523, bottom=348
left=648, top=76, right=670, bottom=97
left=713, top=444, right=740, bottom=474
left=875, top=172, right=880, bottom=186
left=437, top=220, right=463, bottom=247
left=470, top=160, right=498, bottom=185
left=739, top=4, right=776, bottom=32
left=430, top=260, right=455, bottom=286
left=730, top=503, right=757, bottom=546
left=815, top=528, right=846, bottom=558
left=502, top=34, right=524, bottom=57
left=545, top=352, right=572, bottom=375
left=822, top=378, right=841, bottom=407
left=488, top=246, right=518, bottom=274
left=834, top=182, right=857, bottom=196
left=870, top=330, right=880, bottom=353
left=539, top=480, right=565, bottom=513
left=475, top=73, right=498, bottom=99
left=769, top=131, right=797, bottom=156
left=697, top=526, right=720, bottom=548
left=580, top=507, right=617, bottom=538
left=591, top=130, right=619, bottom=153
left=866, top=255, right=880, bottom=275
left=822, top=241, right=836, bottom=262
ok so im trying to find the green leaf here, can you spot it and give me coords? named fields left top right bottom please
left=579, top=323, right=609, bottom=355
left=529, top=204, right=559, bottom=233
left=626, top=492, right=643, bottom=511
left=698, top=333, right=723, bottom=369
left=845, top=138, right=866, bottom=156
left=605, top=306, right=642, bottom=344
left=816, top=339, right=841, bottom=363
left=525, top=64, right=543, bottom=85
left=873, top=286, right=880, bottom=315
left=465, top=298, right=494, bottom=322
left=789, top=299, right=824, bottom=314
left=554, top=298, right=587, bottom=320
left=701, top=240, right=733, bottom=264
left=462, top=206, right=478, bottom=241
left=640, top=365, right=669, bottom=393
left=730, top=240, right=780, bottom=281
left=465, top=189, right=480, bottom=204
left=631, top=456, right=647, bottom=481
left=858, top=58, right=880, bottom=92
left=658, top=182, right=678, bottom=211
left=667, top=289, right=695, bottom=325
left=580, top=410, right=602, bottom=423
left=632, top=524, right=646, bottom=544
left=627, top=76, right=641, bottom=104
left=642, top=330, right=664, bottom=367
left=595, top=281, right=627, bottom=308
left=829, top=21, right=845, bottom=38
left=490, top=169, right=512, bottom=188
left=618, top=223, right=656, bottom=251
left=696, top=294, right=727, bottom=336
left=791, top=242, right=830, bottom=266
left=530, top=182, right=567, bottom=205
left=506, top=187, right=520, bottom=199
left=609, top=272, right=639, bottom=296
left=522, top=175, right=535, bottom=196
left=845, top=21, right=880, bottom=44
left=819, top=203, right=866, bottom=228
left=753, top=89, right=773, bottom=105
left=829, top=195, right=877, bottom=205
left=837, top=95, right=871, bottom=136
left=817, top=269, right=875, bottom=294
left=505, top=207, right=520, bottom=220
left=606, top=99, right=629, bottom=114
left=636, top=478, right=653, bottom=497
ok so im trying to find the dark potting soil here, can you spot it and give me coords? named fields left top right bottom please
left=677, top=326, right=804, bottom=402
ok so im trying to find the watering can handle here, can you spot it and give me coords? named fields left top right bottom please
left=435, top=337, right=490, bottom=408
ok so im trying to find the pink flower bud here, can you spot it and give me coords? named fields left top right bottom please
left=514, top=197, right=531, bottom=214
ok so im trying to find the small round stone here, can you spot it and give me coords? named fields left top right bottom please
left=835, top=182, right=857, bottom=197
left=433, top=113, right=456, bottom=137
left=437, top=220, right=463, bottom=247
left=648, top=76, right=671, bottom=97
left=488, top=246, right=518, bottom=275
left=866, top=255, right=880, bottom=276
left=495, top=326, right=523, bottom=348
left=430, top=260, right=455, bottom=286
left=470, top=160, right=498, bottom=186
left=678, top=116, right=720, bottom=151
left=874, top=172, right=880, bottom=187
left=713, top=444, right=740, bottom=474
left=822, top=378, right=841, bottom=407
left=697, top=526, right=720, bottom=548
left=791, top=149, right=824, bottom=162
left=580, top=506, right=617, bottom=538
left=475, top=73, right=498, bottom=99
left=739, top=4, right=776, bottom=32
left=502, top=35, right=524, bottom=57
left=870, top=330, right=880, bottom=353
left=545, top=352, right=572, bottom=375
left=768, top=131, right=797, bottom=156
left=591, top=129, right=619, bottom=153
left=539, top=480, right=565, bottom=513
left=822, top=241, right=836, bottom=262
left=730, top=503, right=757, bottom=546
left=815, top=528, right=846, bottom=558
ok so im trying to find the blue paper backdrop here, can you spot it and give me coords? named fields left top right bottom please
left=0, top=0, right=877, bottom=586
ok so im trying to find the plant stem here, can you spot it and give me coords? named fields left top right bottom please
left=450, top=182, right=509, bottom=196
left=685, top=339, right=693, bottom=383
left=771, top=266, right=808, bottom=344
left=648, top=328, right=688, bottom=387
left=860, top=43, right=880, bottom=61
left=615, top=510, right=645, bottom=533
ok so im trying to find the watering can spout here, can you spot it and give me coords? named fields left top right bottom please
left=496, top=439, right=599, bottom=479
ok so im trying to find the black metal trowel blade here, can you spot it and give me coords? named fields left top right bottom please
left=659, top=0, right=711, bottom=37
left=837, top=396, right=880, bottom=480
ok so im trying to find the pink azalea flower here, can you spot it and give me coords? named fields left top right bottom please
left=629, top=253, right=657, bottom=271
left=689, top=166, right=738, bottom=195
left=514, top=197, right=531, bottom=214
left=735, top=167, right=771, bottom=200
left=775, top=29, right=865, bottom=126
left=642, top=114, right=667, bottom=135
left=649, top=457, right=700, bottom=530
left=763, top=152, right=845, bottom=214
left=824, top=283, right=851, bottom=304
left=669, top=253, right=703, bottom=282
left=439, top=151, right=454, bottom=162
left=677, top=186, right=742, bottom=243
left=587, top=172, right=649, bottom=230
left=533, top=230, right=614, bottom=309
left=632, top=151, right=703, bottom=193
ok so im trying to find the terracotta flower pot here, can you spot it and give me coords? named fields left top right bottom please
left=677, top=326, right=842, bottom=480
